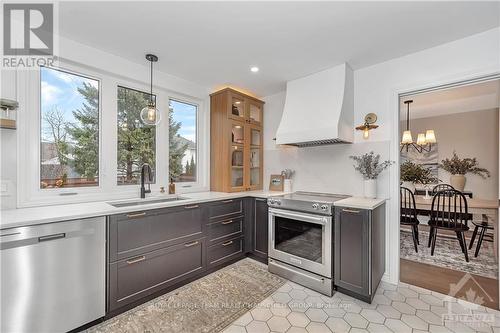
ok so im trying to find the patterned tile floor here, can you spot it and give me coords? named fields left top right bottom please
left=223, top=279, right=500, bottom=333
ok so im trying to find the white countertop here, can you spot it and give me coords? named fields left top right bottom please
left=333, top=197, right=386, bottom=210
left=0, top=191, right=286, bottom=230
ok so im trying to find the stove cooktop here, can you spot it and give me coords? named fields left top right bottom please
left=268, top=191, right=350, bottom=215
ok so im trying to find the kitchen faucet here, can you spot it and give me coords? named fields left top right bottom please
left=140, top=163, right=153, bottom=199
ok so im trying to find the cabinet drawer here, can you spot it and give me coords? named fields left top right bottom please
left=208, top=216, right=243, bottom=244
left=108, top=204, right=203, bottom=262
left=208, top=236, right=244, bottom=267
left=208, top=199, right=243, bottom=221
left=108, top=238, right=205, bottom=311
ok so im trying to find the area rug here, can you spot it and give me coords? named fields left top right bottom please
left=400, top=229, right=498, bottom=279
left=87, top=258, right=285, bottom=333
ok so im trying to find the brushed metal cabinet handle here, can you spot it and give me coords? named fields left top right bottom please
left=342, top=208, right=361, bottom=214
left=127, top=212, right=146, bottom=218
left=222, top=240, right=234, bottom=246
left=221, top=200, right=233, bottom=203
left=126, top=255, right=146, bottom=265
left=38, top=233, right=66, bottom=242
left=184, top=205, right=199, bottom=209
left=221, top=219, right=234, bottom=225
left=184, top=241, right=199, bottom=247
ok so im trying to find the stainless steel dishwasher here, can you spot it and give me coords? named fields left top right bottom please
left=1, top=217, right=106, bottom=333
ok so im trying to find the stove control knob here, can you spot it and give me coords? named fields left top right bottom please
left=268, top=199, right=275, bottom=205
left=275, top=199, right=282, bottom=206
left=312, top=203, right=319, bottom=209
left=321, top=205, right=329, bottom=211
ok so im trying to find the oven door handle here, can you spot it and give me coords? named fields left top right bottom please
left=269, top=208, right=329, bottom=225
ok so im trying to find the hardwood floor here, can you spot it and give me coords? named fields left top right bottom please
left=400, top=258, right=499, bottom=309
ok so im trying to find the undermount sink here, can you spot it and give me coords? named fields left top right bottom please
left=108, top=196, right=187, bottom=208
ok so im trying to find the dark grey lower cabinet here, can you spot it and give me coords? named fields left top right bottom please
left=334, top=203, right=385, bottom=303
left=252, top=198, right=269, bottom=261
left=107, top=196, right=271, bottom=314
left=108, top=237, right=205, bottom=311
left=207, top=235, right=245, bottom=268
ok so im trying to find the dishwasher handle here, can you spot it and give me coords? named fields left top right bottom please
left=38, top=233, right=66, bottom=242
left=1, top=227, right=94, bottom=250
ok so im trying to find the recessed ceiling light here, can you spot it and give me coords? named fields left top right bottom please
left=250, top=66, right=259, bottom=73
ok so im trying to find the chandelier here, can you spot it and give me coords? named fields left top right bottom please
left=400, top=100, right=436, bottom=153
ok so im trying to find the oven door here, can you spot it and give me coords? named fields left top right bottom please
left=268, top=208, right=332, bottom=278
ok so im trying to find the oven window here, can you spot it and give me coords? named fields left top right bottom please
left=274, top=216, right=323, bottom=263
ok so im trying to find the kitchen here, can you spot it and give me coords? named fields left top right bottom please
left=1, top=2, right=500, bottom=333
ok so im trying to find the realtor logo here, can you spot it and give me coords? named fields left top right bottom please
left=442, top=273, right=494, bottom=329
left=3, top=3, right=53, bottom=56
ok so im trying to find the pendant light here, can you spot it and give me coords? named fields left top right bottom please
left=400, top=100, right=437, bottom=153
left=140, top=54, right=161, bottom=126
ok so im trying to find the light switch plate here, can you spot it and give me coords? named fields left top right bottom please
left=0, top=180, right=13, bottom=196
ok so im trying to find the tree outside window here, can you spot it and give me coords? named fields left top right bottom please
left=40, top=67, right=99, bottom=189
left=117, top=86, right=156, bottom=185
left=169, top=100, right=197, bottom=183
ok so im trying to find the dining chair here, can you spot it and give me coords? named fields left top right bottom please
left=432, top=184, right=455, bottom=196
left=469, top=219, right=494, bottom=257
left=400, top=187, right=420, bottom=252
left=428, top=189, right=470, bottom=262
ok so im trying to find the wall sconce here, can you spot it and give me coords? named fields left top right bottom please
left=355, top=113, right=378, bottom=140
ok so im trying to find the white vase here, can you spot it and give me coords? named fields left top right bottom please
left=401, top=181, right=415, bottom=194
left=450, top=175, right=466, bottom=191
left=364, top=179, right=377, bottom=199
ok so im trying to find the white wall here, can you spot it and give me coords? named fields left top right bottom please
left=401, top=109, right=499, bottom=200
left=0, top=36, right=211, bottom=209
left=264, top=27, right=500, bottom=284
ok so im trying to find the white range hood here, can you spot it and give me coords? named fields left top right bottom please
left=275, top=63, right=354, bottom=147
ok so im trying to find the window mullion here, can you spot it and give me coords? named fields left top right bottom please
left=101, top=76, right=117, bottom=194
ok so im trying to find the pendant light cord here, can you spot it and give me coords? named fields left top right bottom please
left=150, top=59, right=153, bottom=104
left=406, top=102, right=410, bottom=131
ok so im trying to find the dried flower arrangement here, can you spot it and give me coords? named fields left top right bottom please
left=439, top=151, right=490, bottom=178
left=350, top=152, right=394, bottom=180
left=400, top=160, right=438, bottom=185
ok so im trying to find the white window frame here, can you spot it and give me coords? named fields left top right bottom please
left=167, top=95, right=204, bottom=192
left=17, top=60, right=208, bottom=207
left=37, top=66, right=102, bottom=191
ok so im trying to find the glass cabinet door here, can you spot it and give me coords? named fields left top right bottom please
left=229, top=94, right=246, bottom=121
left=248, top=101, right=263, bottom=125
left=248, top=126, right=262, bottom=189
left=230, top=122, right=245, bottom=190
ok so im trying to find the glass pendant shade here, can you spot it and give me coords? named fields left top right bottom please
left=425, top=130, right=436, bottom=143
left=401, top=130, right=413, bottom=144
left=140, top=102, right=161, bottom=125
left=140, top=53, right=161, bottom=126
left=416, top=133, right=426, bottom=145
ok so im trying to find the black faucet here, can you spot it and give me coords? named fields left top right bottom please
left=140, top=163, right=153, bottom=199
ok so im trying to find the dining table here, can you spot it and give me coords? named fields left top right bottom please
left=414, top=195, right=500, bottom=261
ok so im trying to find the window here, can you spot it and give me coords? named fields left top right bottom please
left=40, top=67, right=100, bottom=189
left=21, top=62, right=207, bottom=207
left=117, top=86, right=156, bottom=185
left=169, top=99, right=197, bottom=183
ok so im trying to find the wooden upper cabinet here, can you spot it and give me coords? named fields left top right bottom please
left=210, top=88, right=264, bottom=192
left=248, top=100, right=263, bottom=126
left=229, top=93, right=246, bottom=122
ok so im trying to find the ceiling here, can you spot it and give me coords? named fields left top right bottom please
left=400, top=79, right=500, bottom=120
left=59, top=1, right=500, bottom=97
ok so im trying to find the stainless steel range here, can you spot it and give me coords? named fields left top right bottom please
left=268, top=191, right=349, bottom=296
